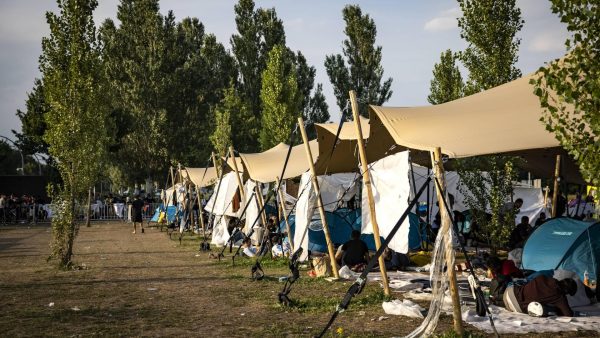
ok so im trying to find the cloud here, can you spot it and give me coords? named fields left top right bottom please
left=529, top=33, right=567, bottom=53
left=424, top=7, right=460, bottom=32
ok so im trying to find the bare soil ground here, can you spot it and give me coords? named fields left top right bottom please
left=0, top=222, right=595, bottom=337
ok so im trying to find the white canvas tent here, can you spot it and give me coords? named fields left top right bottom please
left=204, top=172, right=240, bottom=246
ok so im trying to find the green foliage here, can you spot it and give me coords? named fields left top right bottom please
left=456, top=156, right=519, bottom=253
left=210, top=104, right=232, bottom=158
left=531, top=0, right=600, bottom=185
left=14, top=79, right=49, bottom=156
left=325, top=5, right=392, bottom=119
left=214, top=84, right=258, bottom=154
left=41, top=0, right=112, bottom=267
left=303, top=83, right=330, bottom=139
left=428, top=50, right=465, bottom=105
left=259, top=45, right=301, bottom=150
left=457, top=0, right=524, bottom=94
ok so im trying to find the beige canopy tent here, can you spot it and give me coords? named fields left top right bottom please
left=225, top=156, right=245, bottom=173
left=239, top=141, right=318, bottom=183
left=182, top=167, right=219, bottom=188
left=368, top=71, right=584, bottom=183
left=368, top=73, right=562, bottom=158
left=313, top=116, right=370, bottom=175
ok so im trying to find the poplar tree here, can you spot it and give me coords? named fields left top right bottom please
left=259, top=45, right=301, bottom=150
left=41, top=0, right=112, bottom=268
left=325, top=5, right=392, bottom=119
left=428, top=50, right=465, bottom=105
left=532, top=0, right=600, bottom=185
left=457, top=0, right=524, bottom=94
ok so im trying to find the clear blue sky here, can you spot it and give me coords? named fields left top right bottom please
left=0, top=0, right=569, bottom=140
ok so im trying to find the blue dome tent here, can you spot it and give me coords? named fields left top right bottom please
left=522, top=218, right=600, bottom=281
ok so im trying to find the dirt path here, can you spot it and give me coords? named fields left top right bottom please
left=0, top=223, right=594, bottom=337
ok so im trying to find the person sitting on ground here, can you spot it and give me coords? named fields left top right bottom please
left=383, top=247, right=410, bottom=271
left=533, top=212, right=547, bottom=230
left=335, top=230, right=369, bottom=272
left=504, top=275, right=577, bottom=317
left=241, top=237, right=258, bottom=257
left=509, top=216, right=532, bottom=249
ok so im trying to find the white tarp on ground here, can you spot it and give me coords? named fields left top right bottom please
left=370, top=270, right=600, bottom=334
left=204, top=172, right=238, bottom=216
left=361, top=151, right=412, bottom=253
left=294, top=172, right=359, bottom=261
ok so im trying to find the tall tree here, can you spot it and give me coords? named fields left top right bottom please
left=231, top=0, right=285, bottom=141
left=230, top=0, right=322, bottom=149
left=457, top=0, right=524, bottom=94
left=99, top=0, right=169, bottom=184
left=14, top=79, right=49, bottom=156
left=531, top=0, right=600, bottom=185
left=41, top=0, right=111, bottom=267
left=428, top=49, right=465, bottom=105
left=215, top=84, right=257, bottom=153
left=325, top=4, right=392, bottom=119
left=209, top=106, right=232, bottom=158
left=259, top=45, right=301, bottom=150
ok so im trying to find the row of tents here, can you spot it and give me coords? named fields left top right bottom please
left=157, top=60, right=598, bottom=335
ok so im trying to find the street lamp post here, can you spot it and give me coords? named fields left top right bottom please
left=0, top=135, right=25, bottom=175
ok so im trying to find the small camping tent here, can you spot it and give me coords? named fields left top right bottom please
left=522, top=218, right=600, bottom=281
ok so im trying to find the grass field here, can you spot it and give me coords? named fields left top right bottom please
left=0, top=222, right=595, bottom=337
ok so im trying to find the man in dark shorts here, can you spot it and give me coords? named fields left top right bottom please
left=336, top=230, right=370, bottom=272
left=131, top=194, right=145, bottom=234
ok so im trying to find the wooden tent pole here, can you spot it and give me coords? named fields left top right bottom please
left=196, top=184, right=206, bottom=235
left=552, top=155, right=561, bottom=217
left=212, top=152, right=221, bottom=179
left=298, top=116, right=340, bottom=279
left=255, top=182, right=269, bottom=227
left=229, top=146, right=246, bottom=201
left=276, top=176, right=294, bottom=251
left=431, top=147, right=463, bottom=335
left=349, top=90, right=391, bottom=296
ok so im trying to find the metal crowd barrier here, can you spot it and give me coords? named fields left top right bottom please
left=0, top=202, right=162, bottom=225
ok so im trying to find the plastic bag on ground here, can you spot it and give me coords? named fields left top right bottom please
left=382, top=299, right=424, bottom=318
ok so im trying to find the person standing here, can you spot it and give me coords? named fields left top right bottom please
left=131, top=194, right=145, bottom=234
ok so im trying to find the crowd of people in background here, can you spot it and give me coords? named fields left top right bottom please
left=0, top=193, right=47, bottom=224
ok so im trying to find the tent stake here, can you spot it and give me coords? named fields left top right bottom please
left=276, top=176, right=294, bottom=251
left=431, top=147, right=463, bottom=335
left=552, top=154, right=561, bottom=217
left=298, top=116, right=340, bottom=279
left=349, top=90, right=391, bottom=296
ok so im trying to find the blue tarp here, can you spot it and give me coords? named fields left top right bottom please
left=522, top=218, right=600, bottom=281
left=281, top=208, right=427, bottom=253
left=150, top=205, right=178, bottom=223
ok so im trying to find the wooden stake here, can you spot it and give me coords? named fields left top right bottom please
left=431, top=147, right=463, bottom=335
left=229, top=146, right=246, bottom=201
left=298, top=116, right=340, bottom=279
left=552, top=155, right=561, bottom=218
left=349, top=90, right=391, bottom=296
left=276, top=176, right=294, bottom=251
